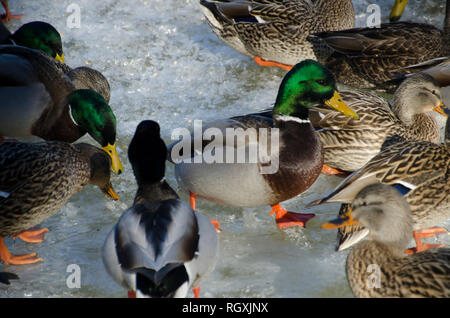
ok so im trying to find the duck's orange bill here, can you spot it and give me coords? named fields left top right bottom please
left=321, top=213, right=358, bottom=230
left=433, top=101, right=448, bottom=117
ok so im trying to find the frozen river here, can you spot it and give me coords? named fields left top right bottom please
left=1, top=0, right=449, bottom=298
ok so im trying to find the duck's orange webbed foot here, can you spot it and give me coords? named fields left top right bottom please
left=0, top=237, right=42, bottom=265
left=254, top=56, right=293, bottom=71
left=1, top=2, right=23, bottom=23
left=192, top=286, right=200, bottom=298
left=128, top=290, right=136, bottom=298
left=270, top=204, right=315, bottom=230
left=13, top=227, right=49, bottom=243
left=404, top=227, right=447, bottom=255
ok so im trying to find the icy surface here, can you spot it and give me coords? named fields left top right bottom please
left=1, top=0, right=449, bottom=298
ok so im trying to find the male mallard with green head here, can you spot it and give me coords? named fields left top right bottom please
left=168, top=60, right=358, bottom=230
left=0, top=45, right=122, bottom=175
left=1, top=20, right=64, bottom=62
left=0, top=141, right=119, bottom=265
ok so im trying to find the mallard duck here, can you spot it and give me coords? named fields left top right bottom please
left=0, top=271, right=18, bottom=285
left=167, top=60, right=358, bottom=230
left=322, top=184, right=450, bottom=298
left=102, top=121, right=218, bottom=298
left=0, top=45, right=122, bottom=174
left=0, top=141, right=119, bottom=265
left=199, top=0, right=354, bottom=70
left=389, top=0, right=408, bottom=22
left=310, top=117, right=450, bottom=253
left=312, top=0, right=450, bottom=92
left=1, top=19, right=64, bottom=62
left=311, top=73, right=447, bottom=175
left=1, top=1, right=23, bottom=23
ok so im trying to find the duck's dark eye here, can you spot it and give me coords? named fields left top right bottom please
left=316, top=79, right=328, bottom=86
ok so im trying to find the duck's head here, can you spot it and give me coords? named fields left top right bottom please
left=273, top=59, right=358, bottom=120
left=389, top=0, right=408, bottom=22
left=74, top=143, right=119, bottom=200
left=11, top=21, right=64, bottom=62
left=393, top=73, right=447, bottom=124
left=68, top=89, right=123, bottom=175
left=322, top=184, right=413, bottom=250
left=128, top=120, right=167, bottom=184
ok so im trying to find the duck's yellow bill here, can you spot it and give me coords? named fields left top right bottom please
left=322, top=211, right=358, bottom=230
left=55, top=53, right=65, bottom=63
left=102, top=143, right=123, bottom=175
left=325, top=91, right=359, bottom=119
left=433, top=101, right=448, bottom=117
left=390, top=0, right=407, bottom=22
left=101, top=183, right=119, bottom=200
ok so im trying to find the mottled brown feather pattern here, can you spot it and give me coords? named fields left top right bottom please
left=314, top=90, right=439, bottom=172
left=347, top=241, right=450, bottom=297
left=0, top=141, right=91, bottom=236
left=335, top=139, right=449, bottom=249
left=201, top=0, right=354, bottom=65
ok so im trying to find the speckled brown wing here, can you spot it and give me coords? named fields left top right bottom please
left=0, top=141, right=90, bottom=236
left=316, top=22, right=447, bottom=91
left=388, top=248, right=450, bottom=297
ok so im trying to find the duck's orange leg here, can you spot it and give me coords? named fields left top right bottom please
left=192, top=286, right=200, bottom=298
left=0, top=237, right=42, bottom=265
left=1, top=2, right=23, bottom=23
left=254, top=56, right=293, bottom=71
left=404, top=227, right=447, bottom=255
left=190, top=191, right=221, bottom=232
left=270, top=204, right=315, bottom=230
left=321, top=164, right=351, bottom=177
left=13, top=227, right=49, bottom=243
left=128, top=290, right=136, bottom=298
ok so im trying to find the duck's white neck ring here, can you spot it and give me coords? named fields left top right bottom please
left=68, top=105, right=79, bottom=127
left=274, top=115, right=310, bottom=124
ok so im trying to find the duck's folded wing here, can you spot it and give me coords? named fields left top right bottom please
left=167, top=112, right=273, bottom=163
left=114, top=200, right=199, bottom=272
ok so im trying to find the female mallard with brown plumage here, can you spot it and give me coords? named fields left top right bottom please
left=0, top=141, right=119, bottom=265
left=322, top=184, right=450, bottom=298
left=199, top=0, right=355, bottom=70
left=310, top=117, right=450, bottom=254
left=312, top=0, right=450, bottom=91
left=168, top=60, right=358, bottom=230
left=312, top=73, right=447, bottom=175
left=0, top=45, right=121, bottom=174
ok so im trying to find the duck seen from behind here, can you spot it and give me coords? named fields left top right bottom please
left=102, top=121, right=218, bottom=298
left=0, top=141, right=119, bottom=265
left=169, top=60, right=358, bottom=230
left=0, top=45, right=123, bottom=175
left=322, top=184, right=450, bottom=298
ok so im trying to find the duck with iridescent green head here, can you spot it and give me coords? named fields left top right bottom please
left=1, top=19, right=64, bottom=62
left=168, top=60, right=358, bottom=230
left=0, top=45, right=123, bottom=175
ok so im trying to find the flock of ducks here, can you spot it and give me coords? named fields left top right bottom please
left=0, top=0, right=449, bottom=298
